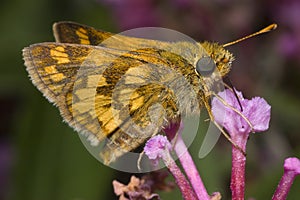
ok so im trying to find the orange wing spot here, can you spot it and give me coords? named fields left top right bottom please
left=50, top=73, right=66, bottom=82
left=55, top=46, right=65, bottom=52
left=79, top=39, right=90, bottom=45
left=50, top=47, right=70, bottom=64
left=44, top=65, right=58, bottom=74
left=76, top=28, right=90, bottom=45
left=76, top=28, right=89, bottom=38
left=44, top=65, right=66, bottom=82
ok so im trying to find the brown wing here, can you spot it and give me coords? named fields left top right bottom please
left=53, top=21, right=185, bottom=53
left=53, top=21, right=114, bottom=45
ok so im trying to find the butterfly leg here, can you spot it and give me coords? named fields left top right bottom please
left=203, top=97, right=246, bottom=156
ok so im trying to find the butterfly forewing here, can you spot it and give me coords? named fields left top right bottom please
left=53, top=21, right=207, bottom=61
left=53, top=21, right=114, bottom=45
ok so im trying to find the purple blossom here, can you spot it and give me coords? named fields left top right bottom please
left=212, top=89, right=271, bottom=136
left=144, top=135, right=172, bottom=163
left=212, top=89, right=271, bottom=200
left=272, top=157, right=300, bottom=200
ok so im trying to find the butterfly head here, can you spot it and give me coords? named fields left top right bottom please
left=197, top=41, right=234, bottom=78
left=192, top=42, right=234, bottom=96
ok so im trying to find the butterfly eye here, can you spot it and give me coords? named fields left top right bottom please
left=195, top=56, right=216, bottom=76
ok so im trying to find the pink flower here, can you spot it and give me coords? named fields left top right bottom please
left=144, top=135, right=172, bottom=163
left=212, top=89, right=271, bottom=200
left=212, top=89, right=271, bottom=136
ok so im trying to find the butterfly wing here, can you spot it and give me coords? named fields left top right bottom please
left=53, top=21, right=202, bottom=57
left=53, top=21, right=114, bottom=45
left=53, top=21, right=165, bottom=48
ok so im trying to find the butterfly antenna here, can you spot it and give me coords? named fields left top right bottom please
left=223, top=24, right=277, bottom=47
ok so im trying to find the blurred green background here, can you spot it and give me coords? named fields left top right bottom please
left=1, top=0, right=299, bottom=199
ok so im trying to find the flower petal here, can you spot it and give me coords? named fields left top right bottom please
left=243, top=97, right=271, bottom=132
